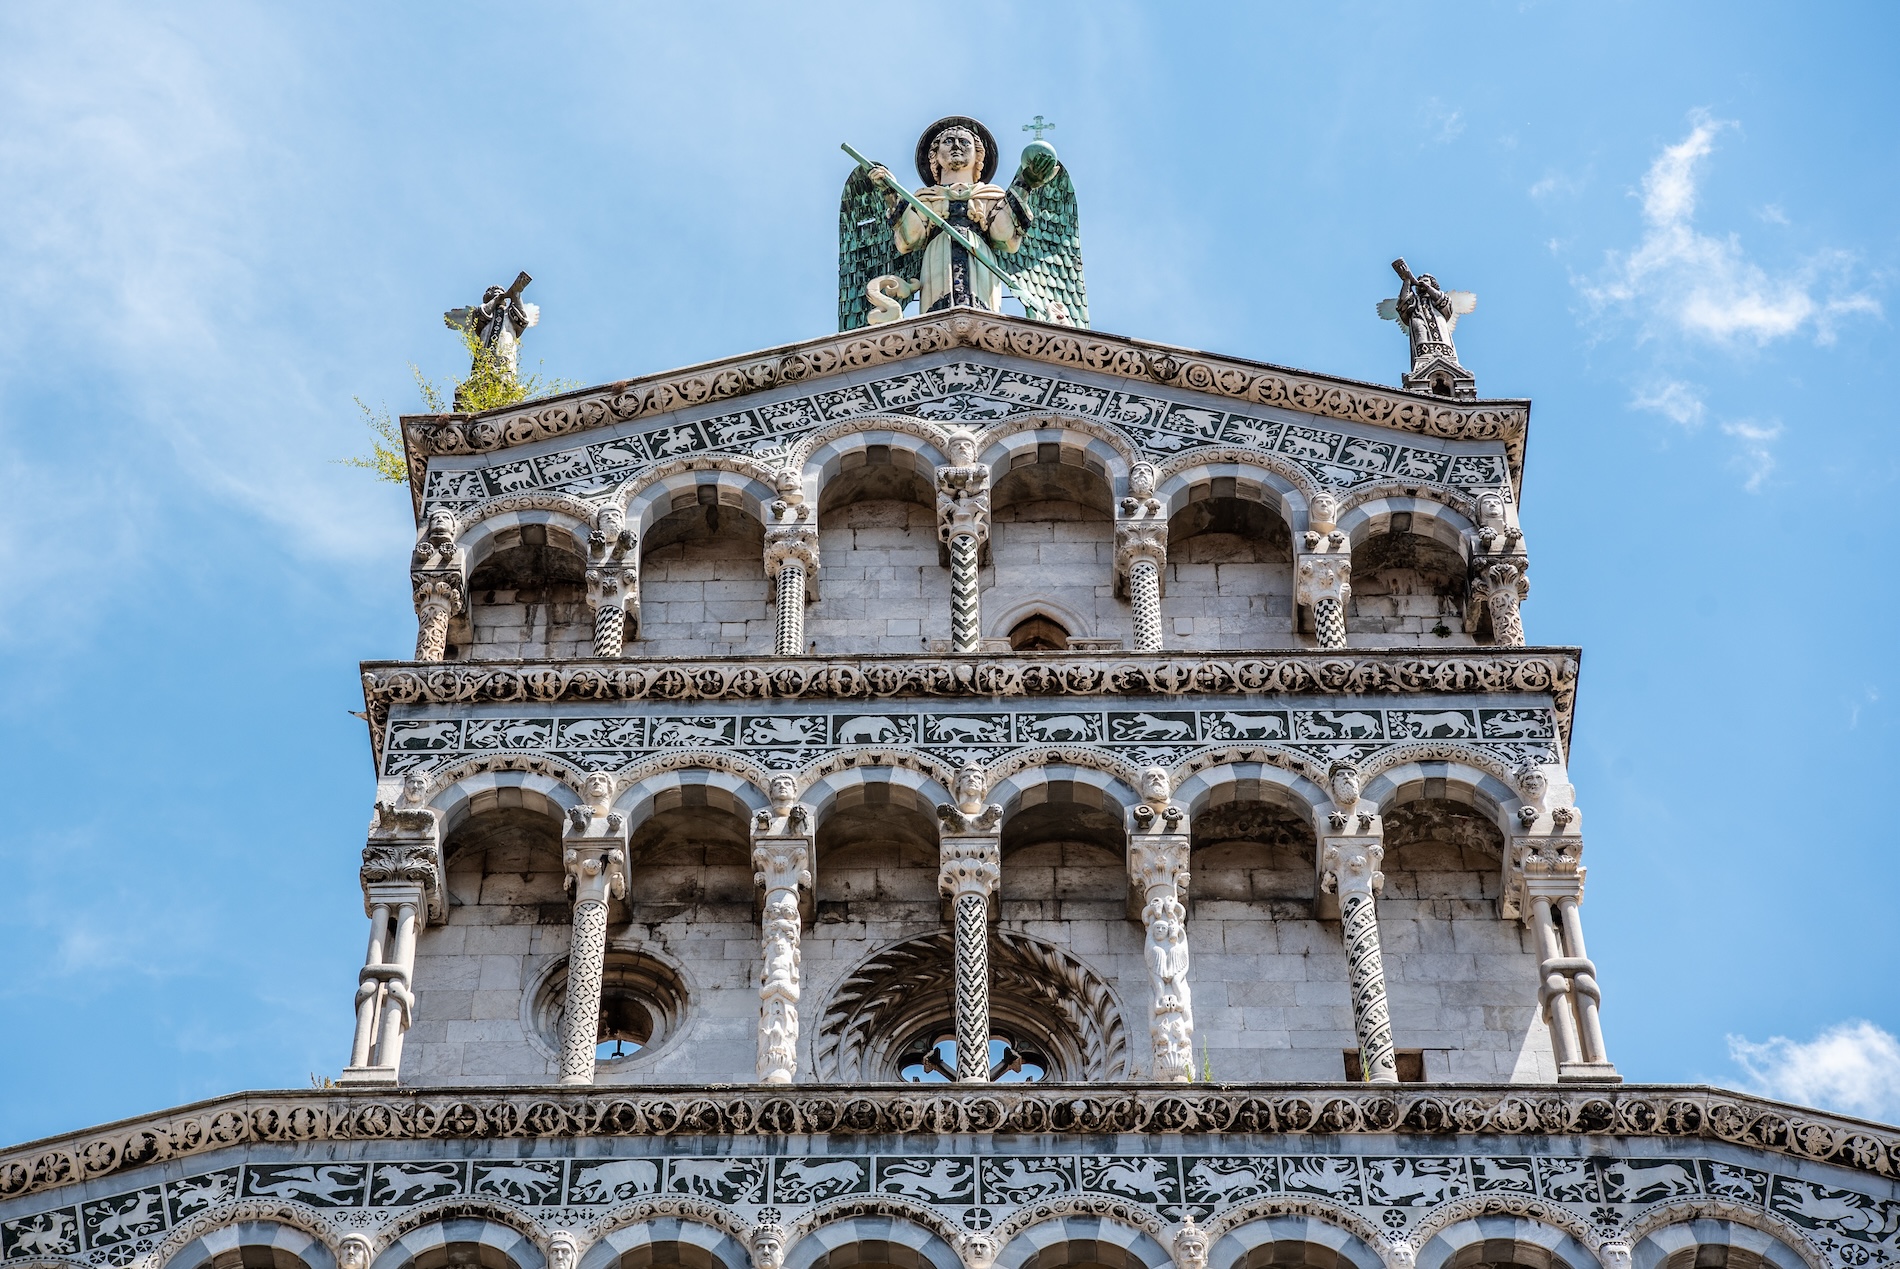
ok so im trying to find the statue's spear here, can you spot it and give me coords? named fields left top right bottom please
left=840, top=141, right=1053, bottom=320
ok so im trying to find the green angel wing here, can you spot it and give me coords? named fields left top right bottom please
left=1009, top=165, right=1088, bottom=328
left=838, top=167, right=906, bottom=332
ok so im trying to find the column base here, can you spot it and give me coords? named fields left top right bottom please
left=337, top=1065, right=400, bottom=1086
left=1557, top=1061, right=1623, bottom=1083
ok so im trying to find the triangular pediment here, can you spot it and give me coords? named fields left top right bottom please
left=401, top=309, right=1527, bottom=518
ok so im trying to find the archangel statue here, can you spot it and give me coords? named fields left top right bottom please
left=1376, top=258, right=1477, bottom=399
left=445, top=271, right=539, bottom=377
left=838, top=116, right=1087, bottom=331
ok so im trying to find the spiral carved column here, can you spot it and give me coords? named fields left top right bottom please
left=937, top=438, right=991, bottom=656
left=764, top=521, right=818, bottom=658
left=939, top=779, right=1003, bottom=1083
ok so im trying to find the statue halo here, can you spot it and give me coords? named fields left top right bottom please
left=915, top=115, right=1000, bottom=185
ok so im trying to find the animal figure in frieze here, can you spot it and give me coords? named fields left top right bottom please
left=1400, top=710, right=1476, bottom=739
left=570, top=1159, right=660, bottom=1203
left=1114, top=712, right=1193, bottom=741
left=835, top=715, right=904, bottom=744
left=1185, top=1158, right=1274, bottom=1203
left=1602, top=1159, right=1700, bottom=1204
left=1280, top=1157, right=1361, bottom=1198
left=1086, top=1157, right=1173, bottom=1200
left=473, top=1162, right=561, bottom=1203
left=983, top=1158, right=1071, bottom=1200
left=1484, top=713, right=1551, bottom=738
left=747, top=717, right=822, bottom=745
left=1051, top=386, right=1105, bottom=413
left=245, top=1165, right=364, bottom=1205
left=652, top=718, right=732, bottom=746
left=1774, top=1180, right=1900, bottom=1240
left=373, top=1163, right=463, bottom=1205
left=1363, top=1158, right=1460, bottom=1206
left=1026, top=714, right=1094, bottom=741
left=1302, top=711, right=1381, bottom=739
left=1281, top=432, right=1334, bottom=460
left=878, top=1158, right=970, bottom=1201
left=931, top=716, right=1005, bottom=742
left=1212, top=711, right=1286, bottom=739
left=168, top=1172, right=237, bottom=1213
left=88, top=1191, right=163, bottom=1243
left=776, top=1158, right=864, bottom=1200
left=6, top=1213, right=76, bottom=1256
left=670, top=1158, right=759, bottom=1200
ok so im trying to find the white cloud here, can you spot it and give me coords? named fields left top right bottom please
left=1720, top=419, right=1781, bottom=492
left=1729, top=1020, right=1900, bottom=1124
left=1585, top=113, right=1880, bottom=346
left=1420, top=98, right=1464, bottom=145
left=1632, top=380, right=1706, bottom=429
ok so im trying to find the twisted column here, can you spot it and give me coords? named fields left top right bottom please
left=1117, top=464, right=1168, bottom=652
left=585, top=564, right=638, bottom=658
left=1558, top=896, right=1613, bottom=1070
left=937, top=435, right=991, bottom=655
left=1320, top=764, right=1395, bottom=1083
left=1473, top=561, right=1530, bottom=647
left=560, top=802, right=628, bottom=1086
left=343, top=797, right=442, bottom=1084
left=764, top=520, right=819, bottom=658
left=1130, top=772, right=1194, bottom=1080
left=411, top=574, right=464, bottom=662
left=1531, top=894, right=1584, bottom=1068
left=939, top=771, right=1002, bottom=1082
left=751, top=785, right=812, bottom=1084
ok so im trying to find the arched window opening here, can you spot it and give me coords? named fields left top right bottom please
left=897, top=1029, right=1050, bottom=1083
left=1232, top=1243, right=1363, bottom=1269
left=411, top=1245, right=522, bottom=1269
left=1381, top=796, right=1506, bottom=903
left=989, top=452, right=1116, bottom=647
left=1347, top=515, right=1469, bottom=645
left=1009, top=614, right=1070, bottom=651
left=459, top=524, right=590, bottom=660
left=1165, top=492, right=1295, bottom=649
left=1188, top=798, right=1318, bottom=909
left=1001, top=796, right=1128, bottom=912
left=638, top=493, right=767, bottom=655
left=812, top=451, right=947, bottom=654
left=1445, top=1242, right=1570, bottom=1269
left=625, top=802, right=756, bottom=910
left=441, top=804, right=569, bottom=921
left=814, top=793, right=940, bottom=914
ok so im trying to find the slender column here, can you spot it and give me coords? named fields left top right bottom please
left=938, top=767, right=1002, bottom=1082
left=1129, top=768, right=1194, bottom=1081
left=560, top=798, right=629, bottom=1086
left=411, top=574, right=464, bottom=662
left=751, top=779, right=812, bottom=1084
left=1319, top=762, right=1395, bottom=1083
left=1117, top=463, right=1167, bottom=652
left=1558, top=896, right=1612, bottom=1067
left=1531, top=895, right=1583, bottom=1068
left=1473, top=561, right=1530, bottom=647
left=1296, top=494, right=1351, bottom=651
left=937, top=431, right=991, bottom=655
left=343, top=796, right=442, bottom=1085
left=764, top=521, right=819, bottom=658
left=585, top=564, right=638, bottom=657
left=348, top=901, right=391, bottom=1069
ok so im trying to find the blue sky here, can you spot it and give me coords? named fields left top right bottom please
left=2, top=2, right=1896, bottom=1143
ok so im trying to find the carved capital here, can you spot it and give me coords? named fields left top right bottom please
left=1130, top=832, right=1191, bottom=899
left=937, top=463, right=992, bottom=546
left=763, top=522, right=820, bottom=588
left=1295, top=554, right=1352, bottom=608
left=564, top=812, right=629, bottom=906
left=584, top=563, right=639, bottom=612
left=411, top=570, right=466, bottom=618
left=937, top=801, right=1003, bottom=835
left=939, top=835, right=1002, bottom=901
left=1321, top=837, right=1385, bottom=901
left=1115, top=519, right=1168, bottom=591
left=751, top=834, right=812, bottom=894
left=363, top=802, right=443, bottom=920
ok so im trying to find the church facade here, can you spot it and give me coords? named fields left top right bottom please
left=3, top=117, right=1895, bottom=1269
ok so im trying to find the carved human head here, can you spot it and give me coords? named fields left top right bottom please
left=775, top=466, right=804, bottom=502
left=768, top=774, right=798, bottom=814
left=583, top=771, right=614, bottom=812
left=1309, top=491, right=1339, bottom=534
left=954, top=764, right=987, bottom=815
left=750, top=1223, right=787, bottom=1269
left=338, top=1237, right=373, bottom=1269
left=1129, top=462, right=1157, bottom=500
left=1328, top=761, right=1361, bottom=809
left=930, top=127, right=985, bottom=184
left=400, top=769, right=431, bottom=806
left=1478, top=491, right=1505, bottom=526
left=547, top=1232, right=579, bottom=1269
left=1517, top=766, right=1549, bottom=803
left=425, top=506, right=458, bottom=546
left=1140, top=765, right=1172, bottom=806
left=947, top=428, right=979, bottom=468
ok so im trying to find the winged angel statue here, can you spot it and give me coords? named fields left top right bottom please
left=1376, top=258, right=1477, bottom=395
left=838, top=115, right=1087, bottom=331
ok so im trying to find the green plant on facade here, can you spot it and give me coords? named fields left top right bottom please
left=342, top=324, right=577, bottom=485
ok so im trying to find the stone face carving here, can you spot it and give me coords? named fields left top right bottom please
left=339, top=1234, right=372, bottom=1269
left=1172, top=1217, right=1210, bottom=1269
left=548, top=1230, right=580, bottom=1269
left=1130, top=768, right=1194, bottom=1082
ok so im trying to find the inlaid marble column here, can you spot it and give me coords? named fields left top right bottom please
left=938, top=766, right=1003, bottom=1081
left=343, top=793, right=442, bottom=1084
left=937, top=430, right=991, bottom=655
left=751, top=777, right=813, bottom=1084
left=1129, top=767, right=1194, bottom=1081
left=1319, top=762, right=1397, bottom=1084
left=1117, top=463, right=1168, bottom=652
left=764, top=518, right=819, bottom=658
left=584, top=564, right=638, bottom=657
left=559, top=779, right=628, bottom=1086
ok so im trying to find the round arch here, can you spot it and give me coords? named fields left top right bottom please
left=1172, top=759, right=1331, bottom=826
left=370, top=1217, right=544, bottom=1269
left=612, top=764, right=771, bottom=829
left=164, top=1221, right=335, bottom=1269
left=989, top=757, right=1143, bottom=824
left=453, top=498, right=598, bottom=576
left=428, top=769, right=583, bottom=838
left=995, top=1214, right=1171, bottom=1269
left=577, top=1216, right=750, bottom=1269
left=782, top=1212, right=960, bottom=1269
left=985, top=595, right=1098, bottom=644
left=1207, top=1215, right=1384, bottom=1269
left=1360, top=758, right=1522, bottom=829
left=800, top=762, right=955, bottom=828
left=618, top=463, right=780, bottom=542
left=1415, top=1216, right=1598, bottom=1269
left=1336, top=495, right=1478, bottom=558
left=1150, top=453, right=1316, bottom=531
left=796, top=420, right=956, bottom=495
left=1628, top=1214, right=1818, bottom=1269
left=973, top=416, right=1138, bottom=492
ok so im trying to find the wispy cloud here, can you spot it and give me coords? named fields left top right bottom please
left=1632, top=380, right=1707, bottom=429
left=1729, top=1020, right=1900, bottom=1124
left=1585, top=113, right=1879, bottom=345
left=1720, top=419, right=1782, bottom=491
left=1420, top=98, right=1465, bottom=145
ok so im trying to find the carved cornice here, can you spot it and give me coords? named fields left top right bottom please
left=358, top=648, right=1580, bottom=770
left=397, top=311, right=1531, bottom=517
left=2, top=1085, right=1894, bottom=1207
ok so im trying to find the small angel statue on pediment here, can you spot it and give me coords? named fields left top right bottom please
left=1377, top=257, right=1477, bottom=399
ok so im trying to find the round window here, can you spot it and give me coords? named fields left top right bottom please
left=530, top=950, right=687, bottom=1066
